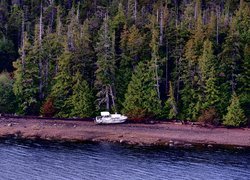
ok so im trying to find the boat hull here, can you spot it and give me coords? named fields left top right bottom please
left=95, top=116, right=127, bottom=124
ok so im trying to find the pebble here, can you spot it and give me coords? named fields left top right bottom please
left=174, top=141, right=181, bottom=145
left=236, top=146, right=244, bottom=150
left=7, top=123, right=12, bottom=127
left=184, top=143, right=193, bottom=148
left=169, top=143, right=174, bottom=147
left=207, top=144, right=213, bottom=148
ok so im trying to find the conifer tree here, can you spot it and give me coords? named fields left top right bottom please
left=67, top=71, right=94, bottom=118
left=95, top=15, right=116, bottom=111
left=73, top=19, right=95, bottom=86
left=164, top=81, right=178, bottom=119
left=112, top=3, right=126, bottom=30
left=238, top=45, right=250, bottom=120
left=199, top=39, right=217, bottom=82
left=120, top=25, right=144, bottom=68
left=50, top=51, right=73, bottom=117
left=149, top=14, right=161, bottom=99
left=223, top=93, right=247, bottom=127
left=180, top=3, right=204, bottom=120
left=199, top=40, right=220, bottom=112
left=13, top=32, right=39, bottom=114
left=234, top=0, right=250, bottom=45
left=123, top=61, right=161, bottom=119
left=203, top=69, right=220, bottom=110
left=220, top=20, right=242, bottom=93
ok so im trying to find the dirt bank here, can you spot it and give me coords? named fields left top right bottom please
left=0, top=117, right=249, bottom=148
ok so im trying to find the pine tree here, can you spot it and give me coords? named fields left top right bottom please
left=223, top=93, right=247, bottom=127
left=73, top=19, right=95, bottom=86
left=121, top=25, right=144, bottom=68
left=164, top=82, right=178, bottom=119
left=203, top=69, right=220, bottom=110
left=13, top=32, right=40, bottom=114
left=180, top=4, right=205, bottom=120
left=50, top=50, right=73, bottom=117
left=95, top=15, right=116, bottom=111
left=234, top=0, right=250, bottom=45
left=123, top=61, right=161, bottom=119
left=198, top=40, right=220, bottom=112
left=238, top=45, right=250, bottom=120
left=115, top=24, right=144, bottom=110
left=149, top=14, right=161, bottom=99
left=199, top=39, right=217, bottom=82
left=220, top=20, right=242, bottom=93
left=41, top=33, right=64, bottom=97
left=67, top=71, right=94, bottom=118
left=112, top=3, right=126, bottom=30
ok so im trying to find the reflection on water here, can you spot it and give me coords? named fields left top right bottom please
left=0, top=139, right=249, bottom=180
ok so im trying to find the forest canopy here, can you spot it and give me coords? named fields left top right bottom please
left=0, top=0, right=249, bottom=126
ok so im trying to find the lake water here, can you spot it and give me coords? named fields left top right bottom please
left=0, top=139, right=249, bottom=180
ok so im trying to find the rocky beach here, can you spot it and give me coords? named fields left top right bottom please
left=0, top=116, right=249, bottom=148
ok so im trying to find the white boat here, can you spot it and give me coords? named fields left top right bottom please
left=95, top=112, right=127, bottom=124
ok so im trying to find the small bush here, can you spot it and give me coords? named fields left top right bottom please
left=125, top=108, right=152, bottom=122
left=40, top=98, right=56, bottom=117
left=198, top=108, right=219, bottom=125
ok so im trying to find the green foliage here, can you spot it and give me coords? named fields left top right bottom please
left=111, top=3, right=126, bottom=29
left=164, top=82, right=178, bottom=119
left=95, top=15, right=116, bottom=111
left=123, top=61, right=161, bottom=119
left=223, top=93, right=247, bottom=127
left=13, top=32, right=40, bottom=115
left=120, top=25, right=144, bottom=67
left=50, top=51, right=73, bottom=117
left=0, top=72, right=16, bottom=113
left=66, top=72, right=94, bottom=118
left=238, top=45, right=250, bottom=120
left=0, top=0, right=248, bottom=126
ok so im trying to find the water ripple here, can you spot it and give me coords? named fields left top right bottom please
left=0, top=140, right=249, bottom=180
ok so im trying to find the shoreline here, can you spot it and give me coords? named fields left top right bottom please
left=0, top=117, right=250, bottom=149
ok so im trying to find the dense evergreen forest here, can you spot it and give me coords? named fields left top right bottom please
left=0, top=0, right=249, bottom=126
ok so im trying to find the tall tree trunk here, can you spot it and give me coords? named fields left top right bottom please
left=216, top=6, right=219, bottom=45
left=21, top=11, right=25, bottom=69
left=109, top=85, right=116, bottom=112
left=155, top=57, right=160, bottom=99
left=165, top=38, right=169, bottom=96
left=134, top=0, right=137, bottom=21
left=106, top=86, right=110, bottom=111
left=38, top=2, right=44, bottom=100
left=159, top=7, right=163, bottom=45
left=49, top=0, right=55, bottom=33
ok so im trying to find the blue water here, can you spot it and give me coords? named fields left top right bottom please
left=0, top=139, right=249, bottom=180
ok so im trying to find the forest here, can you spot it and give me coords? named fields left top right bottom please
left=0, top=0, right=249, bottom=126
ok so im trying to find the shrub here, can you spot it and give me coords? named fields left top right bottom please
left=198, top=108, right=219, bottom=125
left=40, top=98, right=56, bottom=117
left=223, top=93, right=247, bottom=127
left=126, top=108, right=152, bottom=122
